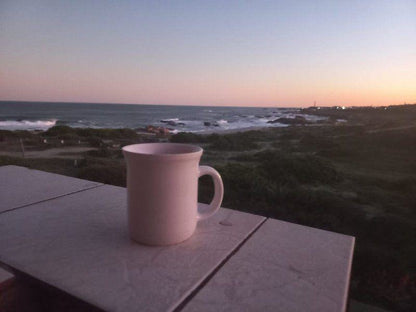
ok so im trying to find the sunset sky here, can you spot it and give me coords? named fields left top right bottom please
left=1, top=0, right=415, bottom=107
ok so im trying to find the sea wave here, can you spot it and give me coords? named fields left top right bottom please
left=160, top=118, right=179, bottom=122
left=216, top=119, right=228, bottom=125
left=0, top=119, right=57, bottom=130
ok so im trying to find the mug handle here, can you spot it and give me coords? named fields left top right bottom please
left=197, top=166, right=224, bottom=221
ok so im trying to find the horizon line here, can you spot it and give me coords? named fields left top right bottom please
left=0, top=99, right=415, bottom=109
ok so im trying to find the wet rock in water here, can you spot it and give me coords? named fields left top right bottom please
left=204, top=121, right=211, bottom=126
left=268, top=118, right=284, bottom=124
left=160, top=120, right=185, bottom=127
left=214, top=120, right=228, bottom=127
left=135, top=127, right=147, bottom=132
left=295, top=115, right=307, bottom=121
left=268, top=116, right=309, bottom=125
left=146, top=125, right=171, bottom=135
left=145, top=125, right=157, bottom=133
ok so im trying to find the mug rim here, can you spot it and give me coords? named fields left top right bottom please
left=122, top=143, right=203, bottom=159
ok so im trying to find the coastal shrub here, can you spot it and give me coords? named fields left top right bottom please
left=76, top=128, right=138, bottom=139
left=78, top=161, right=126, bottom=186
left=118, top=137, right=149, bottom=148
left=257, top=151, right=340, bottom=185
left=279, top=130, right=299, bottom=142
left=86, top=148, right=113, bottom=158
left=86, top=136, right=103, bottom=147
left=364, top=131, right=416, bottom=151
left=216, top=163, right=277, bottom=215
left=388, top=177, right=416, bottom=194
left=0, top=130, right=38, bottom=141
left=211, top=160, right=356, bottom=229
left=0, top=130, right=12, bottom=142
left=58, top=133, right=80, bottom=142
left=44, top=126, right=140, bottom=140
left=227, top=130, right=277, bottom=142
left=170, top=132, right=205, bottom=143
left=276, top=187, right=366, bottom=231
left=207, top=133, right=259, bottom=151
left=352, top=235, right=416, bottom=310
left=0, top=155, right=76, bottom=176
left=43, top=125, right=76, bottom=137
left=228, top=152, right=258, bottom=162
left=198, top=175, right=214, bottom=204
left=299, top=133, right=337, bottom=150
left=317, top=146, right=354, bottom=158
left=170, top=130, right=273, bottom=147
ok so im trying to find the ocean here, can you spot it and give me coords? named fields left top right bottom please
left=0, top=101, right=325, bottom=133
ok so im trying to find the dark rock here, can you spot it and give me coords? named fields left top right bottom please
left=267, top=116, right=309, bottom=125
left=146, top=125, right=171, bottom=135
left=204, top=122, right=211, bottom=126
left=160, top=120, right=185, bottom=126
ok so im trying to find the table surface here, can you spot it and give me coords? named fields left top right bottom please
left=0, top=165, right=101, bottom=213
left=0, top=166, right=354, bottom=312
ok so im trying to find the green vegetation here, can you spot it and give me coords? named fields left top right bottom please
left=170, top=110, right=416, bottom=311
left=171, top=130, right=263, bottom=150
left=0, top=105, right=415, bottom=311
left=43, top=125, right=139, bottom=139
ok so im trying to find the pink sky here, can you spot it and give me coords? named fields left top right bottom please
left=1, top=1, right=415, bottom=107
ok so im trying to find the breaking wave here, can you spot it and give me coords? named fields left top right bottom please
left=0, top=119, right=57, bottom=130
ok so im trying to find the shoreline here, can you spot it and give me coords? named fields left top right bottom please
left=0, top=101, right=330, bottom=133
left=1, top=124, right=288, bottom=136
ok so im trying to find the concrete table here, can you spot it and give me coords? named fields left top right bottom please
left=0, top=166, right=354, bottom=312
left=182, top=219, right=355, bottom=312
left=0, top=165, right=101, bottom=213
left=0, top=267, right=13, bottom=287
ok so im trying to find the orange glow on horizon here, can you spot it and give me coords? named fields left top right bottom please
left=1, top=1, right=415, bottom=108
left=1, top=64, right=415, bottom=107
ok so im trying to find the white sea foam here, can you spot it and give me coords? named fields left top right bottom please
left=0, top=119, right=57, bottom=130
left=160, top=118, right=179, bottom=122
left=0, top=103, right=329, bottom=133
left=178, top=120, right=200, bottom=126
left=216, top=119, right=228, bottom=125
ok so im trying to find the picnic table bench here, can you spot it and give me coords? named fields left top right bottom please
left=0, top=165, right=354, bottom=312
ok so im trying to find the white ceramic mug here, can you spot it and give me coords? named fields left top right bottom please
left=122, top=143, right=224, bottom=246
